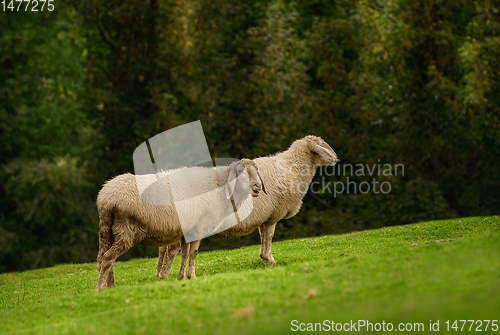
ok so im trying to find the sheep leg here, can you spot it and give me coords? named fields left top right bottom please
left=106, top=263, right=115, bottom=288
left=157, top=240, right=181, bottom=279
left=156, top=246, right=167, bottom=278
left=97, top=222, right=113, bottom=273
left=259, top=222, right=277, bottom=264
left=96, top=238, right=133, bottom=291
left=258, top=224, right=268, bottom=260
left=177, top=240, right=190, bottom=280
left=187, top=240, right=201, bottom=279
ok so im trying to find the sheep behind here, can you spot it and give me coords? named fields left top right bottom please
left=163, top=135, right=338, bottom=280
left=96, top=159, right=264, bottom=290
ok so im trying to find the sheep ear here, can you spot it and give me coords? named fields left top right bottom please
left=225, top=165, right=238, bottom=200
left=257, top=170, right=267, bottom=195
left=311, top=144, right=334, bottom=159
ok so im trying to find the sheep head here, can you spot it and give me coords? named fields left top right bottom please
left=225, top=159, right=266, bottom=200
left=304, top=135, right=339, bottom=167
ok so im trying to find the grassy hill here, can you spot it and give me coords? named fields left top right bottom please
left=1, top=216, right=499, bottom=334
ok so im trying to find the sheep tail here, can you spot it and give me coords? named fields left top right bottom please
left=96, top=210, right=114, bottom=272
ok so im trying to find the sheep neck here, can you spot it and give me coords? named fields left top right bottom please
left=277, top=147, right=318, bottom=190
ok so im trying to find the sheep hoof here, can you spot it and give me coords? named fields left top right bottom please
left=187, top=274, right=197, bottom=280
left=157, top=273, right=169, bottom=280
left=260, top=254, right=276, bottom=264
left=96, top=284, right=107, bottom=291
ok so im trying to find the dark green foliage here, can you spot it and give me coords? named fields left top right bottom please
left=0, top=0, right=499, bottom=272
left=0, top=5, right=99, bottom=272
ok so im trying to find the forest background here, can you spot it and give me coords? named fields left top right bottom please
left=1, top=0, right=499, bottom=272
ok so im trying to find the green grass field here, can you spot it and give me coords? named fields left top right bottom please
left=1, top=216, right=499, bottom=334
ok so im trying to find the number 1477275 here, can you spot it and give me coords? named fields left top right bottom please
left=2, top=0, right=54, bottom=11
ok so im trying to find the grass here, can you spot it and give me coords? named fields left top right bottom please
left=0, top=216, right=499, bottom=334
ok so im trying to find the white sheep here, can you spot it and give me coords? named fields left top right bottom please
left=95, top=159, right=265, bottom=290
left=159, top=135, right=338, bottom=280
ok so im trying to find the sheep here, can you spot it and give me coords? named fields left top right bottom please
left=159, top=135, right=338, bottom=280
left=95, top=158, right=265, bottom=291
